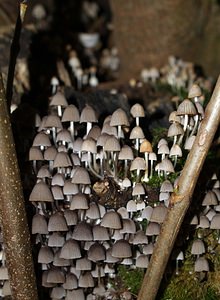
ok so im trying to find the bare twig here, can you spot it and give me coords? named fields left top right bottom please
left=6, top=1, right=27, bottom=110
left=0, top=73, right=38, bottom=299
left=138, top=76, right=220, bottom=300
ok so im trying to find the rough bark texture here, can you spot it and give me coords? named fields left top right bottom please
left=137, top=76, right=220, bottom=300
left=111, top=0, right=220, bottom=80
left=0, top=74, right=38, bottom=300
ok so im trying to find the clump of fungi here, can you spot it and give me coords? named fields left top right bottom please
left=27, top=79, right=220, bottom=299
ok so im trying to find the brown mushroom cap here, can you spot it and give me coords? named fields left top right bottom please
left=140, top=139, right=153, bottom=153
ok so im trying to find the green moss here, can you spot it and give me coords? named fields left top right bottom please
left=117, top=265, right=145, bottom=296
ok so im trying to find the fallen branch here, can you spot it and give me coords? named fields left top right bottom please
left=0, top=73, right=38, bottom=299
left=138, top=76, right=220, bottom=300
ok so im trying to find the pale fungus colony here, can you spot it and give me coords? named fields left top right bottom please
left=15, top=75, right=218, bottom=299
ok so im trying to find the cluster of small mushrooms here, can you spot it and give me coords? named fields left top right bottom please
left=23, top=78, right=220, bottom=300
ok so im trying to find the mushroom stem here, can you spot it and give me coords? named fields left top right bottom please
left=57, top=105, right=62, bottom=117
left=183, top=114, right=189, bottom=132
left=190, top=114, right=199, bottom=137
left=69, top=121, right=75, bottom=140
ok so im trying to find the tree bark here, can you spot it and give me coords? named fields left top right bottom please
left=137, top=75, right=220, bottom=300
left=0, top=73, right=38, bottom=300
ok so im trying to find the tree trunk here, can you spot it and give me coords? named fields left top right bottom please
left=137, top=75, right=220, bottom=300
left=0, top=73, right=38, bottom=300
left=111, top=0, right=212, bottom=81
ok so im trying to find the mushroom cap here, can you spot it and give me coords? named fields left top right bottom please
left=132, top=183, right=145, bottom=196
left=62, top=273, right=78, bottom=289
left=176, top=99, right=197, bottom=116
left=158, top=158, right=175, bottom=173
left=158, top=144, right=169, bottom=155
left=44, top=146, right=57, bottom=161
left=191, top=239, right=205, bottom=255
left=160, top=180, right=173, bottom=193
left=110, top=108, right=129, bottom=127
left=150, top=205, right=168, bottom=223
left=80, top=105, right=97, bottom=123
left=202, top=190, right=218, bottom=206
left=118, top=145, right=134, bottom=160
left=70, top=193, right=88, bottom=210
left=37, top=165, right=51, bottom=179
left=50, top=286, right=66, bottom=299
left=85, top=202, right=101, bottom=220
left=53, top=151, right=72, bottom=168
left=33, top=132, right=51, bottom=148
left=140, top=139, right=153, bottom=153
left=53, top=249, right=71, bottom=267
left=168, top=111, right=181, bottom=123
left=101, top=211, right=122, bottom=229
left=47, top=268, right=65, bottom=284
left=51, top=173, right=65, bottom=186
left=120, top=219, right=136, bottom=234
left=136, top=254, right=149, bottom=268
left=101, top=121, right=118, bottom=136
left=48, top=212, right=68, bottom=232
left=29, top=146, right=44, bottom=161
left=60, top=239, right=81, bottom=259
left=51, top=185, right=64, bottom=200
left=48, top=232, right=65, bottom=247
left=62, top=104, right=80, bottom=122
left=75, top=257, right=92, bottom=271
left=129, top=126, right=145, bottom=139
left=197, top=215, right=210, bottom=228
left=81, top=137, right=97, bottom=154
left=50, top=91, right=68, bottom=107
left=146, top=222, right=160, bottom=236
left=210, top=214, right=220, bottom=229
left=141, top=206, right=153, bottom=220
left=184, top=135, right=196, bottom=150
left=130, top=157, right=146, bottom=171
left=87, top=125, right=101, bottom=140
left=32, top=214, right=48, bottom=235
left=167, top=122, right=184, bottom=137
left=188, top=84, right=202, bottom=99
left=63, top=210, right=78, bottom=226
left=104, top=135, right=121, bottom=152
left=63, top=180, right=79, bottom=195
left=66, top=289, right=85, bottom=300
left=56, top=129, right=72, bottom=144
left=72, top=222, right=93, bottom=241
left=44, top=115, right=63, bottom=129
left=78, top=272, right=94, bottom=288
left=88, top=243, right=106, bottom=261
left=130, top=103, right=145, bottom=118
left=29, top=181, right=53, bottom=202
left=112, top=239, right=132, bottom=258
left=132, top=230, right=148, bottom=245
left=169, top=144, right=182, bottom=157
left=72, top=137, right=83, bottom=153
left=194, top=257, right=209, bottom=272
left=93, top=225, right=110, bottom=241
left=71, top=166, right=91, bottom=185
